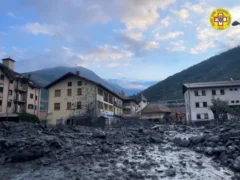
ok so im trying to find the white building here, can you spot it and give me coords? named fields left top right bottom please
left=183, top=80, right=240, bottom=124
left=136, top=94, right=148, bottom=114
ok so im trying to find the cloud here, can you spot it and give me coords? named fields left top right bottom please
left=18, top=0, right=176, bottom=31
left=85, top=45, right=133, bottom=61
left=166, top=40, right=185, bottom=52
left=20, top=22, right=68, bottom=37
left=155, top=31, right=184, bottom=40
left=145, top=41, right=159, bottom=51
left=106, top=62, right=130, bottom=67
left=171, top=8, right=192, bottom=24
left=7, top=12, right=17, bottom=18
left=115, top=29, right=159, bottom=56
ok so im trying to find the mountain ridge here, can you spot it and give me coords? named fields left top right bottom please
left=138, top=46, right=240, bottom=102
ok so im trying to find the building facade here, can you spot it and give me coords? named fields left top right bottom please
left=123, top=98, right=138, bottom=117
left=183, top=80, right=240, bottom=124
left=0, top=58, right=41, bottom=120
left=45, top=71, right=124, bottom=125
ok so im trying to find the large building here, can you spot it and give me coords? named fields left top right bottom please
left=45, top=71, right=124, bottom=125
left=0, top=58, right=41, bottom=120
left=183, top=80, right=240, bottom=124
left=123, top=98, right=139, bottom=117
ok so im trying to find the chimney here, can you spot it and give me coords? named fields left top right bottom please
left=2, top=57, right=15, bottom=70
left=28, top=73, right=31, bottom=80
left=76, top=71, right=80, bottom=76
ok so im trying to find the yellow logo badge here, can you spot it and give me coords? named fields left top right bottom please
left=209, top=8, right=231, bottom=30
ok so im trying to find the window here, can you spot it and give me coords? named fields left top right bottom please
left=30, top=93, right=33, bottom=99
left=77, top=88, right=82, bottom=96
left=68, top=82, right=72, bottom=87
left=195, top=102, right=199, bottom=108
left=203, top=102, right=207, bottom=107
left=234, top=88, right=238, bottom=91
left=0, top=87, right=3, bottom=93
left=194, top=90, right=199, bottom=96
left=220, top=89, right=225, bottom=95
left=196, top=114, right=201, bottom=120
left=204, top=113, right=209, bottom=119
left=55, top=89, right=61, bottom=97
left=78, top=81, right=82, bottom=86
left=7, top=101, right=11, bottom=107
left=35, top=105, right=37, bottom=110
left=212, top=90, right=216, bottom=95
left=28, top=104, right=34, bottom=109
left=98, top=101, right=103, bottom=109
left=8, top=90, right=12, bottom=95
left=77, top=102, right=81, bottom=109
left=0, top=74, right=4, bottom=80
left=35, top=96, right=37, bottom=100
left=98, top=88, right=103, bottom=96
left=10, top=80, right=13, bottom=84
left=230, top=88, right=233, bottom=91
left=202, top=90, right=206, bottom=96
left=231, top=101, right=235, bottom=103
left=0, top=100, right=2, bottom=106
left=67, top=89, right=72, bottom=96
left=67, top=102, right=71, bottom=110
left=237, top=100, right=239, bottom=103
left=54, top=103, right=60, bottom=111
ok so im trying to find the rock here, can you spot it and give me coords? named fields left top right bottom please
left=165, top=168, right=176, bottom=177
left=128, top=171, right=144, bottom=179
left=92, top=130, right=106, bottom=139
left=149, top=137, right=163, bottom=144
left=212, top=146, right=226, bottom=155
left=174, top=137, right=190, bottom=147
left=10, top=149, right=46, bottom=162
left=204, top=147, right=213, bottom=155
left=233, top=156, right=240, bottom=172
left=208, top=136, right=220, bottom=143
left=138, top=128, right=144, bottom=133
left=189, top=136, right=204, bottom=145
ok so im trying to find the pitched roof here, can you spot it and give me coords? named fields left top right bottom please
left=135, top=93, right=147, bottom=102
left=123, top=97, right=138, bottom=104
left=44, top=72, right=124, bottom=100
left=0, top=63, right=41, bottom=89
left=141, top=103, right=171, bottom=114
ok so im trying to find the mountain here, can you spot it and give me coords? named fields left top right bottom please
left=23, top=66, right=124, bottom=109
left=106, top=79, right=158, bottom=96
left=139, top=46, right=240, bottom=102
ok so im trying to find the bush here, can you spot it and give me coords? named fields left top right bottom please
left=19, top=113, right=40, bottom=123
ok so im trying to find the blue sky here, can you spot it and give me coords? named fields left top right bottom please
left=0, top=0, right=240, bottom=82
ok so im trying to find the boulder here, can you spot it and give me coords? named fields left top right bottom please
left=92, top=130, right=106, bottom=139
left=233, top=156, right=240, bottom=172
left=174, top=137, right=190, bottom=147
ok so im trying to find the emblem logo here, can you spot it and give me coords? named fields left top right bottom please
left=209, top=8, right=231, bottom=30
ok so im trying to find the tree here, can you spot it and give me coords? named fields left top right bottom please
left=209, top=98, right=229, bottom=124
left=67, top=83, right=97, bottom=125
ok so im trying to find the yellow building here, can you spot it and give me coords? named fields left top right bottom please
left=45, top=71, right=124, bottom=125
left=0, top=58, right=41, bottom=120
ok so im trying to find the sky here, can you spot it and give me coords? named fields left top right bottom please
left=0, top=0, right=240, bottom=82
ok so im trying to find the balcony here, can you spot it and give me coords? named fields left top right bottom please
left=14, top=95, right=26, bottom=103
left=114, top=101, right=123, bottom=108
left=15, top=85, right=27, bottom=92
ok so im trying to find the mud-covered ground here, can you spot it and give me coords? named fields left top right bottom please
left=0, top=120, right=239, bottom=180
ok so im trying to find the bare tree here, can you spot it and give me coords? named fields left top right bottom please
left=67, top=83, right=97, bottom=125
